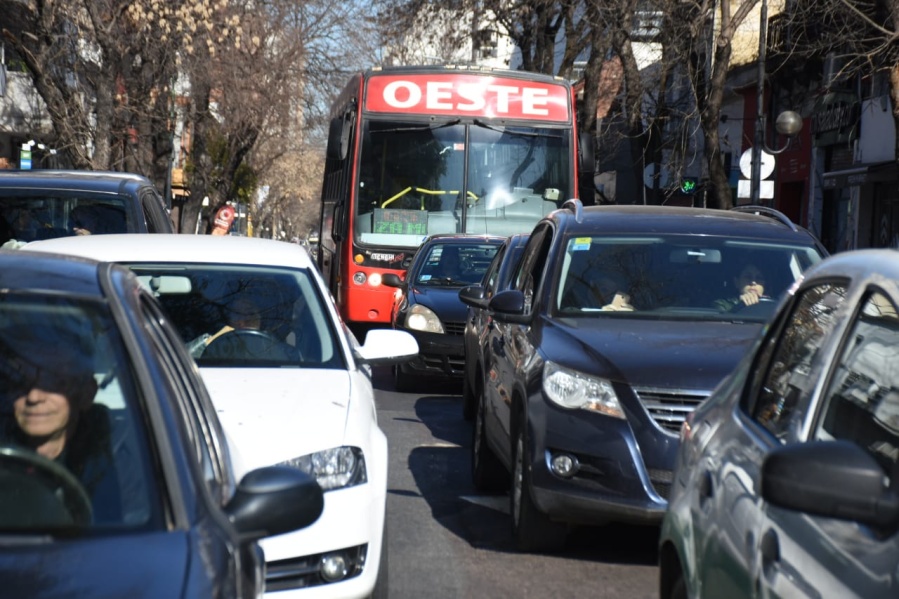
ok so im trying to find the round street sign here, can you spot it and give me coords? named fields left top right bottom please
left=740, top=148, right=775, bottom=180
left=643, top=163, right=670, bottom=189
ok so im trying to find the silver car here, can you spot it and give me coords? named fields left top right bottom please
left=660, top=248, right=899, bottom=598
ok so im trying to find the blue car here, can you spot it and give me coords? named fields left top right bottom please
left=460, top=232, right=530, bottom=421
left=383, top=233, right=504, bottom=392
left=460, top=200, right=827, bottom=552
left=0, top=250, right=323, bottom=598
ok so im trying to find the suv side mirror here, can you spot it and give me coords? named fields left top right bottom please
left=489, top=289, right=531, bottom=325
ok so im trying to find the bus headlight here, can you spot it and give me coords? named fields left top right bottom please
left=404, top=304, right=444, bottom=333
left=368, top=273, right=382, bottom=286
left=352, top=272, right=366, bottom=285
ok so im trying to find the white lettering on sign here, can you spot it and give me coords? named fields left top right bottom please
left=366, top=73, right=570, bottom=122
left=371, top=253, right=396, bottom=261
left=426, top=81, right=454, bottom=110
left=456, top=83, right=485, bottom=112
left=382, top=81, right=421, bottom=109
left=522, top=87, right=550, bottom=115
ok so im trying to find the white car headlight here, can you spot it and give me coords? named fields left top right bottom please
left=404, top=303, right=444, bottom=333
left=279, top=446, right=367, bottom=491
left=542, top=361, right=624, bottom=419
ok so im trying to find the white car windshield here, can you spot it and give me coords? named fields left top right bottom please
left=126, top=263, right=345, bottom=369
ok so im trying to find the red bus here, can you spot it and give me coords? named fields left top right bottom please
left=318, top=65, right=593, bottom=335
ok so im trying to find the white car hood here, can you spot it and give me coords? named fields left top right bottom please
left=200, top=368, right=351, bottom=475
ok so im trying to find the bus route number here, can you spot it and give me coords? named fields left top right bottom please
left=373, top=209, right=428, bottom=235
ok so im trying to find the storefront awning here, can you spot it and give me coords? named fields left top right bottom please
left=822, top=161, right=897, bottom=189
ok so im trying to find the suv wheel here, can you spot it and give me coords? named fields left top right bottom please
left=471, top=391, right=506, bottom=491
left=510, top=410, right=567, bottom=552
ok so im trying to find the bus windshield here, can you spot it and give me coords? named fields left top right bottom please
left=354, top=119, right=571, bottom=248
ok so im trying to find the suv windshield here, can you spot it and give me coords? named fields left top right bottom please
left=555, top=234, right=824, bottom=321
left=355, top=120, right=571, bottom=247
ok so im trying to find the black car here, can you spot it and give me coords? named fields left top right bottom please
left=0, top=170, right=173, bottom=248
left=0, top=249, right=323, bottom=598
left=661, top=249, right=899, bottom=599
left=460, top=200, right=827, bottom=552
left=461, top=233, right=530, bottom=421
left=383, top=233, right=504, bottom=392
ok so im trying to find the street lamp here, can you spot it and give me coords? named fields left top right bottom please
left=750, top=0, right=803, bottom=206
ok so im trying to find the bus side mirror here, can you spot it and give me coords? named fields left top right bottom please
left=577, top=131, right=596, bottom=205
left=326, top=111, right=354, bottom=161
left=331, top=202, right=347, bottom=242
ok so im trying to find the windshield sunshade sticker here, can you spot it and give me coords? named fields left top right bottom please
left=571, top=237, right=592, bottom=251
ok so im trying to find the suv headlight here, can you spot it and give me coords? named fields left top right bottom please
left=542, top=361, right=624, bottom=419
left=405, top=304, right=444, bottom=333
left=279, top=446, right=367, bottom=491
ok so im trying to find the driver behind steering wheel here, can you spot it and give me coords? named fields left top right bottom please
left=189, top=297, right=262, bottom=357
left=714, top=263, right=770, bottom=312
left=0, top=325, right=121, bottom=524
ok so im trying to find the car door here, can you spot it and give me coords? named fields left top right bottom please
left=482, top=225, right=551, bottom=464
left=136, top=292, right=257, bottom=597
left=755, top=287, right=899, bottom=598
left=697, top=280, right=849, bottom=597
left=464, top=241, right=505, bottom=393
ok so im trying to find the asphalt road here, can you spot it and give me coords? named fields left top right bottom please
left=372, top=366, right=660, bottom=599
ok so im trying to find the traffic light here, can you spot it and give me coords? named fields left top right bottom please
left=680, top=177, right=698, bottom=194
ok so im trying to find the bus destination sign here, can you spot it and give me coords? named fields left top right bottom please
left=365, top=74, right=570, bottom=122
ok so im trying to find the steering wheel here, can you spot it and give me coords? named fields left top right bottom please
left=731, top=296, right=777, bottom=317
left=0, top=445, right=92, bottom=528
left=204, top=329, right=299, bottom=361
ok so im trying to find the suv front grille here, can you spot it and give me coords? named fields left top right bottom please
left=633, top=387, right=709, bottom=434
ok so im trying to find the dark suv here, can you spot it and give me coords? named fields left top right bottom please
left=460, top=200, right=827, bottom=552
left=0, top=170, right=173, bottom=247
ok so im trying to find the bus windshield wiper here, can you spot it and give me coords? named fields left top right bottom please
left=372, top=119, right=461, bottom=135
left=472, top=119, right=563, bottom=139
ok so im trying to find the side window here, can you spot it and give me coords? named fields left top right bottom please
left=750, top=282, right=848, bottom=440
left=141, top=188, right=170, bottom=233
left=139, top=295, right=230, bottom=502
left=815, top=290, right=899, bottom=485
left=483, top=244, right=506, bottom=299
left=513, top=225, right=552, bottom=313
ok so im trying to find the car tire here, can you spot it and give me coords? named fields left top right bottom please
left=667, top=567, right=687, bottom=599
left=368, top=526, right=389, bottom=599
left=510, top=410, right=567, bottom=552
left=471, top=392, right=507, bottom=492
left=462, top=367, right=477, bottom=422
left=393, top=364, right=417, bottom=393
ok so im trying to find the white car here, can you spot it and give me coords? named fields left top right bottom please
left=25, top=234, right=419, bottom=599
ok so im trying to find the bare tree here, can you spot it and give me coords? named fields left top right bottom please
left=778, top=0, right=899, bottom=158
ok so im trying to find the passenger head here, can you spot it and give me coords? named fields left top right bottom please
left=440, top=246, right=461, bottom=273
left=735, top=263, right=766, bottom=296
left=0, top=325, right=98, bottom=455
